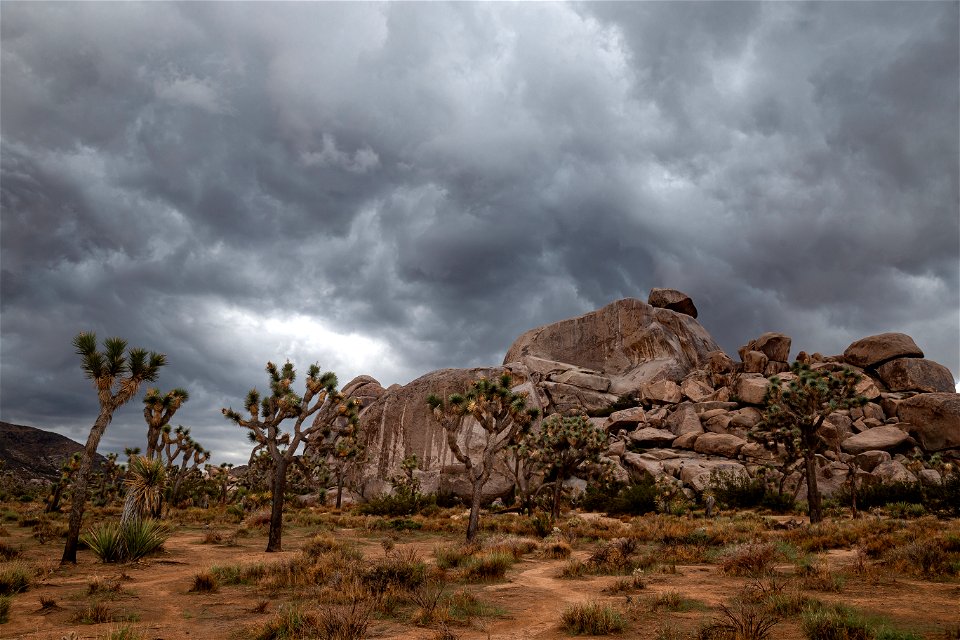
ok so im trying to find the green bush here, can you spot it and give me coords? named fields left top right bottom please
left=0, top=563, right=30, bottom=596
left=81, top=518, right=169, bottom=563
left=560, top=601, right=627, bottom=635
left=461, top=552, right=513, bottom=582
left=583, top=481, right=657, bottom=516
left=802, top=604, right=872, bottom=640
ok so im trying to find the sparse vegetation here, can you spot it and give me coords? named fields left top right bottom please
left=560, top=600, right=627, bottom=635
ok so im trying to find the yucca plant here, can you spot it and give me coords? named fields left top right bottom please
left=81, top=518, right=169, bottom=562
left=121, top=456, right=166, bottom=525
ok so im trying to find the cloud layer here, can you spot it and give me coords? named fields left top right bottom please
left=2, top=2, right=957, bottom=464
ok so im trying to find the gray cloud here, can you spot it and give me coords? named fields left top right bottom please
left=2, top=2, right=957, bottom=464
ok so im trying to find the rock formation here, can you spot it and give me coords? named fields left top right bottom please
left=348, top=289, right=959, bottom=503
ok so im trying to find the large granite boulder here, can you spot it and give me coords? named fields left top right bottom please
left=875, top=358, right=955, bottom=393
left=897, top=393, right=960, bottom=451
left=739, top=332, right=792, bottom=363
left=843, top=333, right=923, bottom=369
left=647, top=288, right=698, bottom=318
left=503, top=298, right=721, bottom=394
left=840, top=425, right=912, bottom=454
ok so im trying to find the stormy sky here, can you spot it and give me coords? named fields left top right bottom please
left=2, top=2, right=958, bottom=465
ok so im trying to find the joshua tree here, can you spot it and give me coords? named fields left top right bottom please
left=62, top=332, right=166, bottom=564
left=427, top=375, right=539, bottom=541
left=223, top=361, right=355, bottom=551
left=752, top=362, right=866, bottom=524
left=305, top=407, right=363, bottom=508
left=524, top=414, right=608, bottom=522
left=46, top=453, right=82, bottom=513
left=143, top=388, right=190, bottom=459
left=161, top=427, right=211, bottom=509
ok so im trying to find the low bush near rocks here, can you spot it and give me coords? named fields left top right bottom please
left=560, top=600, right=627, bottom=635
left=0, top=562, right=30, bottom=596
left=718, top=543, right=778, bottom=577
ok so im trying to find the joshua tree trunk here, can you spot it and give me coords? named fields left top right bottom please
left=46, top=483, right=66, bottom=513
left=336, top=473, right=344, bottom=509
left=62, top=407, right=113, bottom=564
left=551, top=479, right=563, bottom=523
left=805, top=452, right=823, bottom=524
left=466, top=481, right=483, bottom=541
left=266, top=457, right=288, bottom=552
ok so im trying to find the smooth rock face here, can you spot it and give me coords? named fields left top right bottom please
left=693, top=433, right=747, bottom=457
left=503, top=298, right=721, bottom=387
left=843, top=332, right=923, bottom=368
left=875, top=358, right=955, bottom=393
left=897, top=393, right=960, bottom=451
left=648, top=288, right=698, bottom=318
left=551, top=369, right=612, bottom=392
left=681, top=378, right=715, bottom=402
left=629, top=427, right=678, bottom=447
left=735, top=375, right=769, bottom=405
left=356, top=366, right=515, bottom=499
left=739, top=333, right=792, bottom=363
left=840, top=425, right=911, bottom=454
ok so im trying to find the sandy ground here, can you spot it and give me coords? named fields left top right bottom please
left=2, top=518, right=959, bottom=640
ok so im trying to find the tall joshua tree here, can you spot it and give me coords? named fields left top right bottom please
left=62, top=332, right=166, bottom=564
left=428, top=375, right=539, bottom=541
left=143, top=388, right=190, bottom=459
left=223, top=361, right=355, bottom=552
left=753, top=363, right=866, bottom=524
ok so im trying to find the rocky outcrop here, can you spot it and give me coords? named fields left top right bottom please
left=503, top=298, right=721, bottom=394
left=897, top=393, right=960, bottom=451
left=843, top=333, right=923, bottom=369
left=875, top=358, right=955, bottom=393
left=349, top=293, right=958, bottom=504
left=648, top=288, right=698, bottom=318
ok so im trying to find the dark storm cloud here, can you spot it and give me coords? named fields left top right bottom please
left=2, top=2, right=957, bottom=464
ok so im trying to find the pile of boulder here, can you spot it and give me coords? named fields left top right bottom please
left=335, top=290, right=959, bottom=505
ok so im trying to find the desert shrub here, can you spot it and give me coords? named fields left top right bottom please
left=81, top=518, right=169, bottom=563
left=254, top=604, right=321, bottom=640
left=444, top=589, right=503, bottom=623
left=541, top=539, right=572, bottom=559
left=767, top=592, right=819, bottom=617
left=719, top=543, right=778, bottom=577
left=211, top=562, right=265, bottom=586
left=103, top=626, right=145, bottom=640
left=560, top=601, right=627, bottom=635
left=651, top=590, right=707, bottom=612
left=0, top=563, right=30, bottom=596
left=604, top=570, right=645, bottom=594
left=363, top=550, right=427, bottom=594
left=316, top=598, right=374, bottom=640
left=583, top=480, right=658, bottom=516
left=710, top=470, right=768, bottom=509
left=559, top=559, right=591, bottom=579
left=357, top=491, right=436, bottom=517
left=434, top=543, right=478, bottom=570
left=189, top=571, right=219, bottom=593
left=801, top=604, right=872, bottom=640
left=0, top=541, right=20, bottom=561
left=461, top=552, right=513, bottom=582
left=838, top=481, right=923, bottom=511
left=87, top=576, right=124, bottom=597
left=73, top=600, right=119, bottom=624
left=0, top=595, right=9, bottom=624
left=302, top=533, right=344, bottom=557
left=699, top=600, right=782, bottom=640
left=887, top=539, right=957, bottom=578
left=797, top=564, right=846, bottom=593
left=482, top=534, right=537, bottom=559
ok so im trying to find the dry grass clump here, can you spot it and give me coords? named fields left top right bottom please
left=649, top=590, right=708, bottom=613
left=302, top=533, right=346, bottom=557
left=72, top=600, right=120, bottom=624
left=560, top=600, right=627, bottom=635
left=0, top=541, right=20, bottom=561
left=718, top=543, right=779, bottom=577
left=189, top=571, right=219, bottom=594
left=86, top=576, right=124, bottom=597
left=0, top=562, right=30, bottom=596
left=460, top=552, right=514, bottom=582
left=434, top=542, right=480, bottom=570
left=253, top=604, right=322, bottom=640
left=697, top=600, right=782, bottom=640
left=0, top=595, right=10, bottom=624
left=885, top=538, right=959, bottom=579
left=796, top=563, right=846, bottom=593
left=481, top=534, right=538, bottom=559
left=541, top=539, right=572, bottom=559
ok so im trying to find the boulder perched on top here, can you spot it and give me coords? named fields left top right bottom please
left=875, top=358, right=955, bottom=393
left=503, top=298, right=721, bottom=392
left=843, top=333, right=923, bottom=369
left=739, top=332, right=792, bottom=364
left=648, top=288, right=698, bottom=318
left=897, top=393, right=960, bottom=451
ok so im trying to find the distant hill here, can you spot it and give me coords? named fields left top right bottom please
left=0, top=421, right=104, bottom=485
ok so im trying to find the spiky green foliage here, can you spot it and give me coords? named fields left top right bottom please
left=223, top=360, right=356, bottom=551
left=0, top=563, right=30, bottom=596
left=518, top=414, right=607, bottom=521
left=121, top=456, right=167, bottom=524
left=81, top=518, right=169, bottom=563
left=428, top=374, right=539, bottom=540
left=751, top=363, right=866, bottom=523
left=143, top=387, right=190, bottom=459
